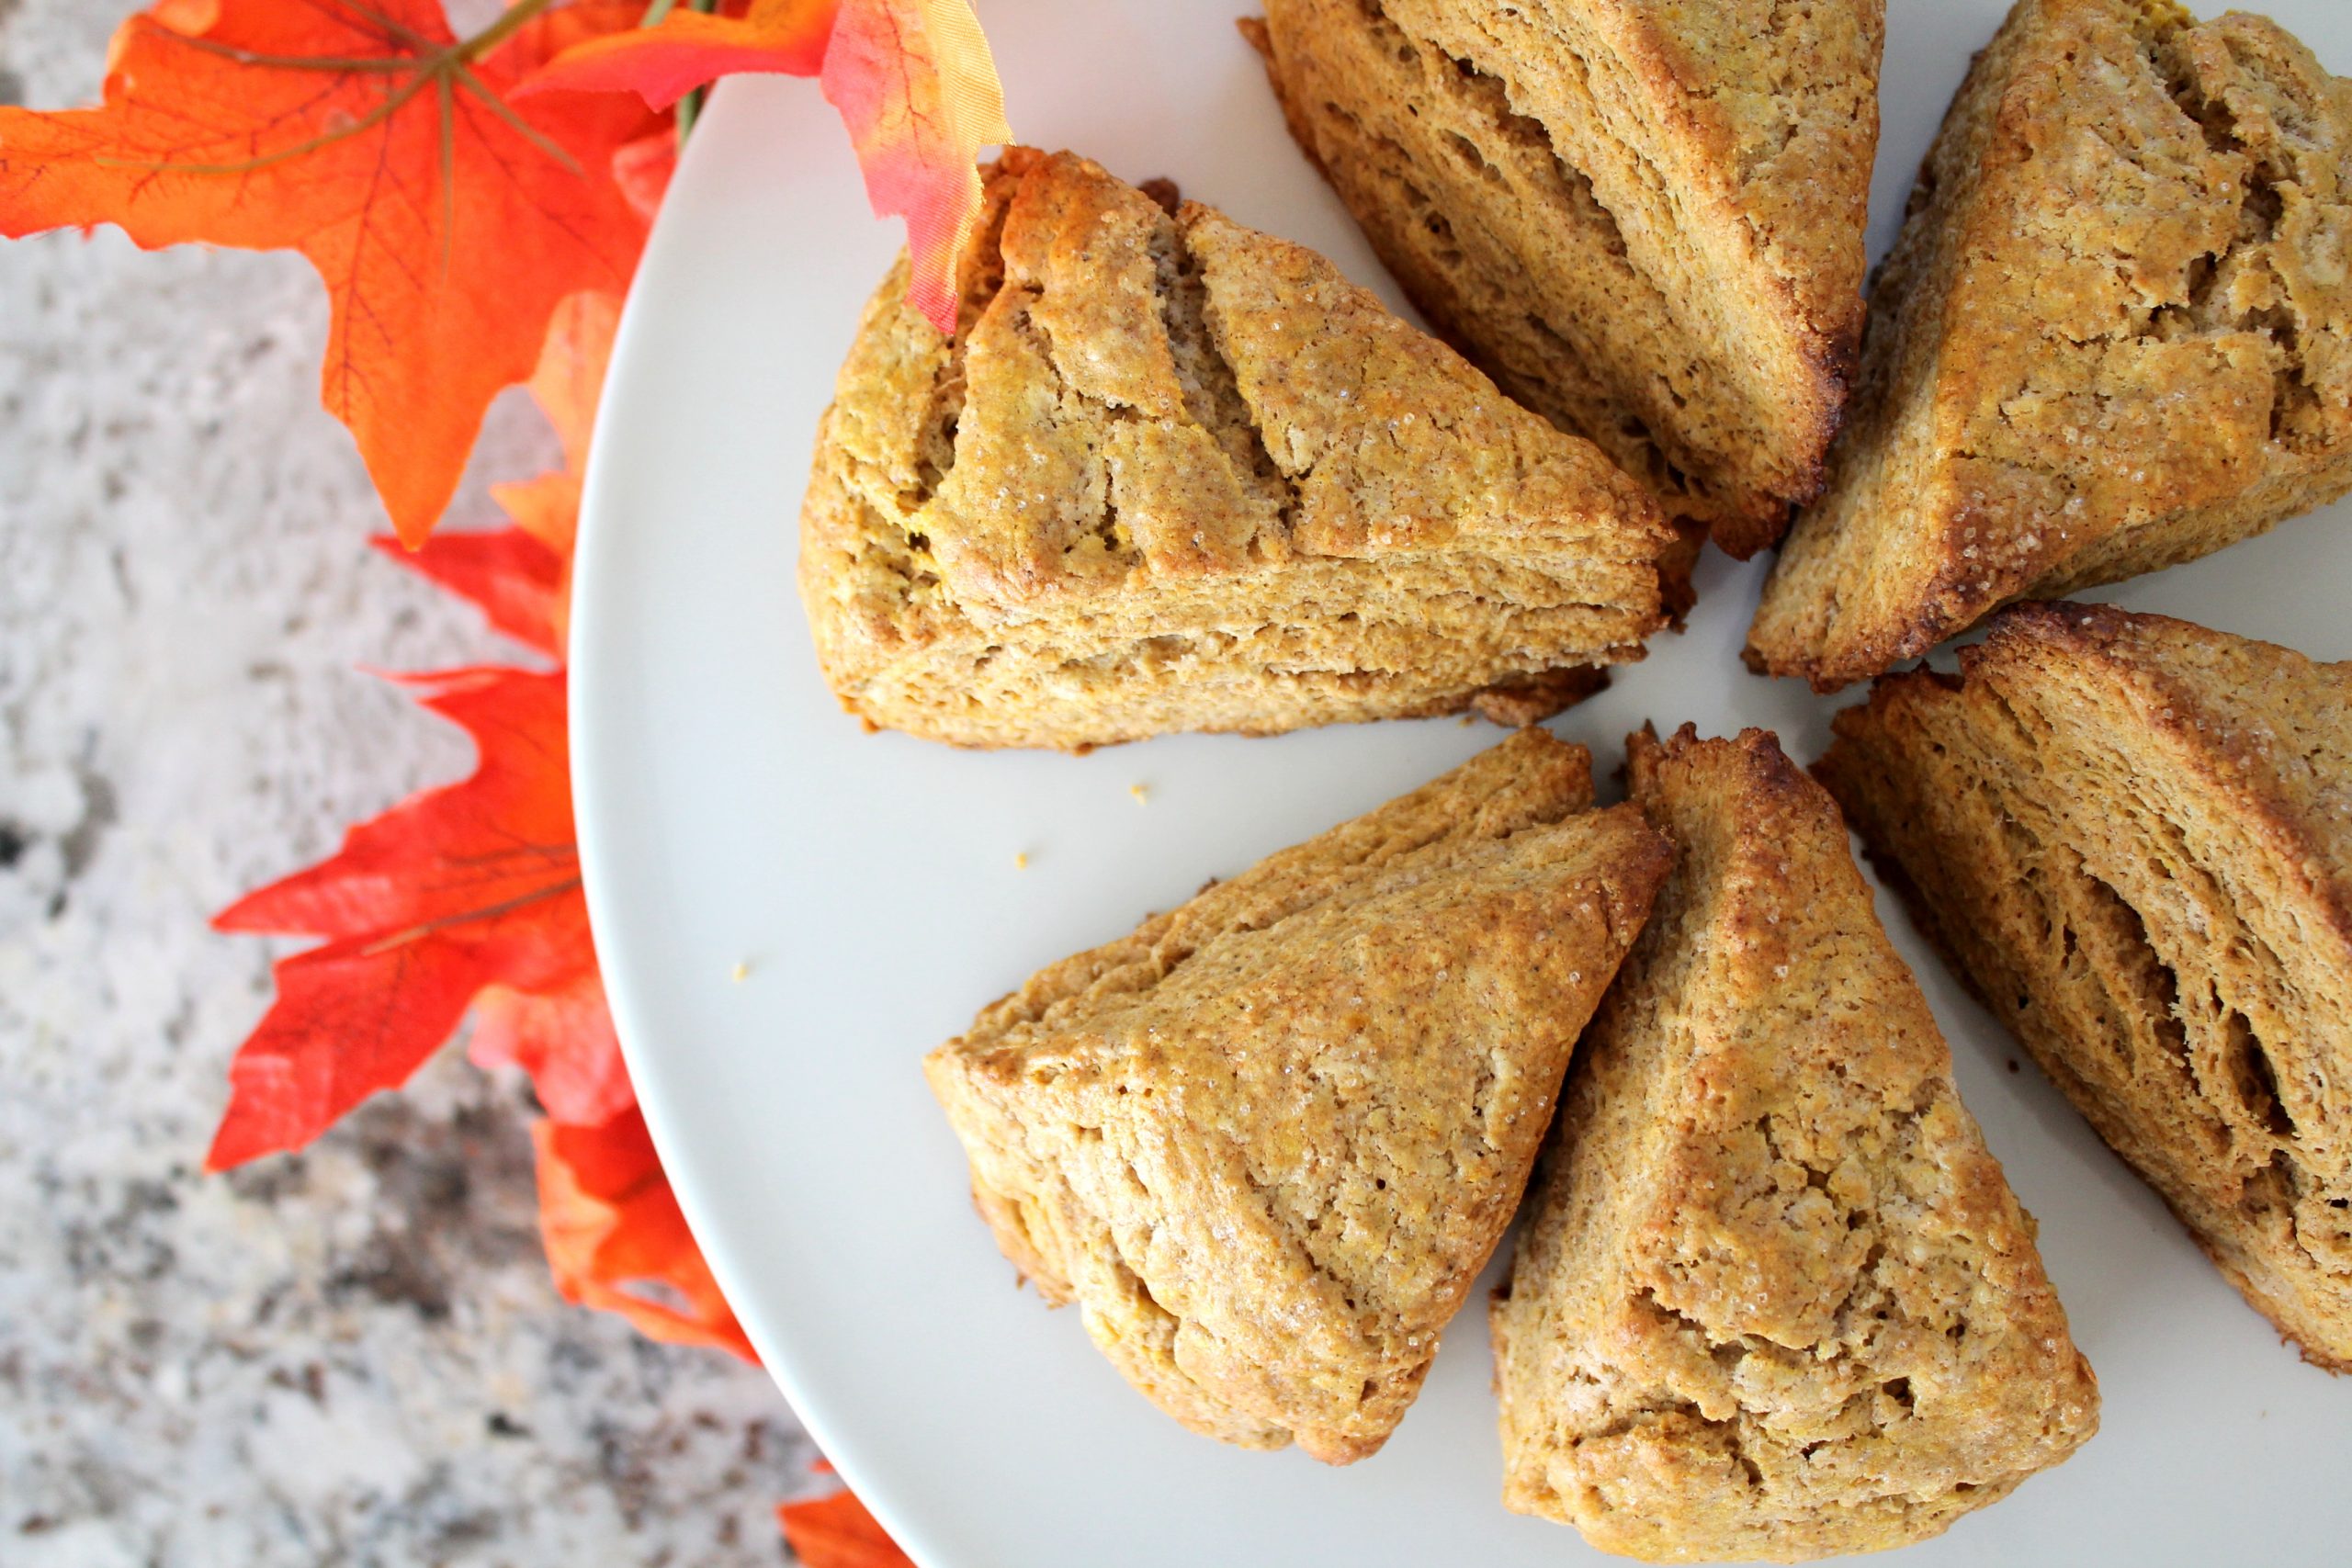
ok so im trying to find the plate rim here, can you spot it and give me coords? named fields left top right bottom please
left=570, top=9, right=2352, bottom=1562
left=569, top=78, right=962, bottom=1567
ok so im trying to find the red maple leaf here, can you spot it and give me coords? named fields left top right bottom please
left=209, top=666, right=628, bottom=1167
left=377, top=527, right=566, bottom=657
left=612, top=128, right=679, bottom=222
left=0, top=0, right=657, bottom=545
left=537, top=1107, right=756, bottom=1359
left=778, top=1466, right=916, bottom=1568
left=523, top=0, right=1011, bottom=330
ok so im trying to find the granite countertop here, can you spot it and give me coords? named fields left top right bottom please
left=0, top=2, right=814, bottom=1561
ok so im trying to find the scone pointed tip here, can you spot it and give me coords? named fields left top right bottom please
left=801, top=143, right=1681, bottom=749
left=1247, top=0, right=1882, bottom=551
left=927, top=732, right=1670, bottom=1460
left=1498, top=716, right=2098, bottom=1559
left=1751, top=0, right=2352, bottom=684
left=1816, top=599, right=2352, bottom=1369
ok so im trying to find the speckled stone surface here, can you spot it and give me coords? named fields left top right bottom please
left=0, top=3, right=816, bottom=1562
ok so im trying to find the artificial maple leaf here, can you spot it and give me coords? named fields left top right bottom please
left=524, top=0, right=1011, bottom=330
left=494, top=286, right=626, bottom=641
left=537, top=1107, right=757, bottom=1359
left=777, top=1467, right=915, bottom=1568
left=526, top=287, right=623, bottom=479
left=381, top=284, right=622, bottom=655
left=209, top=666, right=628, bottom=1167
left=0, top=0, right=658, bottom=545
left=525, top=0, right=839, bottom=110
left=473, top=965, right=633, bottom=1128
left=822, top=0, right=1009, bottom=328
left=612, top=129, right=679, bottom=223
left=375, top=527, right=566, bottom=657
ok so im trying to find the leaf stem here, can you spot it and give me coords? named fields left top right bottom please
left=328, top=0, right=436, bottom=52
left=106, top=0, right=590, bottom=184
left=356, top=876, right=584, bottom=958
left=164, top=36, right=413, bottom=73
left=457, top=61, right=583, bottom=175
left=458, top=0, right=562, bottom=64
left=97, top=67, right=435, bottom=177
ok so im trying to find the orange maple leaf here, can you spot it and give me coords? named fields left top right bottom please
left=525, top=0, right=840, bottom=108
left=777, top=1472, right=916, bottom=1568
left=209, top=666, right=629, bottom=1167
left=523, top=286, right=623, bottom=478
left=491, top=286, right=622, bottom=561
left=0, top=0, right=656, bottom=546
left=380, top=287, right=622, bottom=655
left=524, top=0, right=1010, bottom=330
left=537, top=1107, right=757, bottom=1359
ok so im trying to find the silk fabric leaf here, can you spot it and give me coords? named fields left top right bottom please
left=0, top=0, right=656, bottom=544
left=208, top=668, right=623, bottom=1166
left=524, top=0, right=1009, bottom=331
left=537, top=1108, right=757, bottom=1359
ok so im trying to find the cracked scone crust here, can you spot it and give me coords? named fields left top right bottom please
left=1491, top=727, right=2097, bottom=1562
left=924, top=730, right=1670, bottom=1462
left=798, top=148, right=1679, bottom=750
left=1243, top=0, right=1883, bottom=556
left=1816, top=603, right=2352, bottom=1370
left=1750, top=0, right=2352, bottom=690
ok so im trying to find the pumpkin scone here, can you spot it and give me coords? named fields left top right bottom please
left=1491, top=727, right=2098, bottom=1562
left=924, top=730, right=1670, bottom=1462
left=1241, top=0, right=1883, bottom=557
left=799, top=148, right=1681, bottom=750
left=1815, top=603, right=2352, bottom=1370
left=1749, top=0, right=2352, bottom=691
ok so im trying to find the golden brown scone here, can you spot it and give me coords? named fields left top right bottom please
left=924, top=730, right=1670, bottom=1462
left=798, top=148, right=1681, bottom=750
left=1815, top=603, right=2352, bottom=1371
left=1242, top=0, right=1883, bottom=557
left=1750, top=0, right=2352, bottom=690
left=1492, top=727, right=2098, bottom=1562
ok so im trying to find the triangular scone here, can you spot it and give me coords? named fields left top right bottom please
left=1750, top=0, right=2352, bottom=690
left=1242, top=0, right=1883, bottom=557
left=1816, top=603, right=2352, bottom=1370
left=799, top=148, right=1680, bottom=750
left=1492, top=728, right=2098, bottom=1562
left=924, top=730, right=1670, bottom=1462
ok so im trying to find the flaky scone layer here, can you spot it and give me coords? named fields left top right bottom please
left=1751, top=0, right=2352, bottom=689
left=799, top=148, right=1679, bottom=750
left=1493, top=727, right=2097, bottom=1562
left=926, top=731, right=1670, bottom=1462
left=1817, top=603, right=2352, bottom=1371
left=1246, top=0, right=1883, bottom=556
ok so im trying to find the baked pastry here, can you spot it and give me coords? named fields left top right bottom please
left=1492, top=727, right=2098, bottom=1562
left=1241, top=0, right=1883, bottom=556
left=1816, top=603, right=2352, bottom=1370
left=1749, top=0, right=2352, bottom=690
left=924, top=730, right=1670, bottom=1461
left=799, top=148, right=1682, bottom=750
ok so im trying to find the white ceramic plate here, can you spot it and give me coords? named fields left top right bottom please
left=571, top=4, right=2352, bottom=1563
